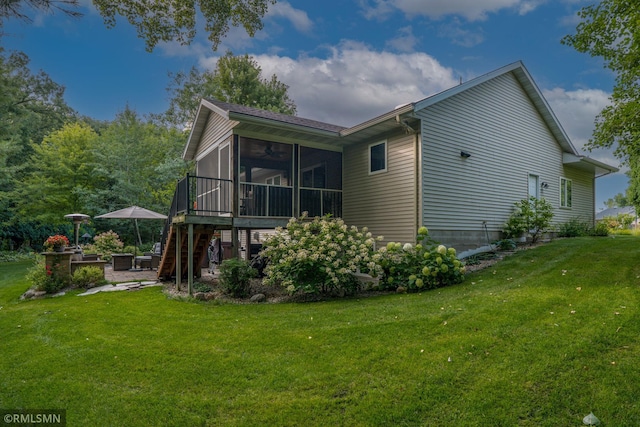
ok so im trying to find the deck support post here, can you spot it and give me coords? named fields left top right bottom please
left=187, top=223, right=194, bottom=295
left=175, top=225, right=182, bottom=290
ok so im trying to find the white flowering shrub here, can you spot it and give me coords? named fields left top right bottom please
left=376, top=226, right=465, bottom=291
left=260, top=213, right=384, bottom=295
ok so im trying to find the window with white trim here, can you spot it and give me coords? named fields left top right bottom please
left=369, top=140, right=387, bottom=174
left=265, top=175, right=281, bottom=186
left=560, top=177, right=572, bottom=208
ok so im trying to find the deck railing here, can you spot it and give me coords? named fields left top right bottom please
left=176, top=174, right=233, bottom=216
left=300, top=188, right=343, bottom=218
left=240, top=183, right=293, bottom=217
left=167, top=175, right=342, bottom=226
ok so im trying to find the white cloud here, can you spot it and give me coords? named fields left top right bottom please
left=252, top=41, right=459, bottom=126
left=544, top=87, right=622, bottom=169
left=386, top=26, right=420, bottom=52
left=361, top=0, right=544, bottom=22
left=438, top=18, right=484, bottom=47
left=267, top=1, right=314, bottom=33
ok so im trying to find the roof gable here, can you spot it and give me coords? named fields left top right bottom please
left=183, top=62, right=616, bottom=175
left=412, top=61, right=579, bottom=155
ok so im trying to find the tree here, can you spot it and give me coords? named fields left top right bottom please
left=160, top=51, right=296, bottom=127
left=562, top=1, right=640, bottom=214
left=0, top=0, right=81, bottom=22
left=0, top=47, right=75, bottom=249
left=562, top=1, right=640, bottom=161
left=89, top=107, right=190, bottom=244
left=603, top=192, right=629, bottom=209
left=16, top=122, right=99, bottom=224
left=1, top=0, right=275, bottom=52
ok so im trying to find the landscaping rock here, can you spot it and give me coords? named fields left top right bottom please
left=194, top=292, right=207, bottom=301
left=250, top=293, right=266, bottom=303
left=21, top=289, right=35, bottom=300
left=204, top=293, right=216, bottom=301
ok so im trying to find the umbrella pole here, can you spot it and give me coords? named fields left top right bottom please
left=132, top=220, right=138, bottom=269
left=135, top=218, right=142, bottom=247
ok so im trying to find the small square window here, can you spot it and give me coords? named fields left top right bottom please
left=369, top=141, right=387, bottom=174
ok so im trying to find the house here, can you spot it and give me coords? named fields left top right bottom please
left=157, top=61, right=618, bottom=286
left=596, top=206, right=638, bottom=228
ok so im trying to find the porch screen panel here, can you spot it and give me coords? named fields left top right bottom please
left=196, top=148, right=220, bottom=213
left=239, top=138, right=293, bottom=217
left=299, top=147, right=342, bottom=217
left=219, top=144, right=230, bottom=212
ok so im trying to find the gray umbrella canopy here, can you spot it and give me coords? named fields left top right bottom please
left=95, top=206, right=167, bottom=220
left=95, top=206, right=167, bottom=249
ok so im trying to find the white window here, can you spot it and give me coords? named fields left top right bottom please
left=369, top=140, right=387, bottom=174
left=301, top=164, right=326, bottom=188
left=265, top=175, right=281, bottom=186
left=560, top=177, right=572, bottom=208
left=528, top=174, right=539, bottom=199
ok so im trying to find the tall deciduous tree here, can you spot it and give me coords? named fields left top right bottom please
left=16, top=122, right=99, bottom=224
left=0, top=47, right=75, bottom=249
left=1, top=0, right=275, bottom=52
left=160, top=51, right=296, bottom=127
left=562, top=0, right=640, bottom=212
left=89, top=107, right=189, bottom=244
left=603, top=192, right=630, bottom=209
left=562, top=1, right=639, bottom=159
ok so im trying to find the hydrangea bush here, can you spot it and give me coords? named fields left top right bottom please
left=376, top=226, right=465, bottom=292
left=90, top=230, right=124, bottom=261
left=260, top=214, right=383, bottom=295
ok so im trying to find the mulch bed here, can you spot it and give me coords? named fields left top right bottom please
left=164, top=242, right=546, bottom=304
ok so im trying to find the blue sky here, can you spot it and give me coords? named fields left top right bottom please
left=2, top=0, right=628, bottom=209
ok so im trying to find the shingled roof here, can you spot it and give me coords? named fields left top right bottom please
left=205, top=98, right=347, bottom=134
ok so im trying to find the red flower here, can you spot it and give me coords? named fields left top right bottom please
left=44, top=235, right=70, bottom=250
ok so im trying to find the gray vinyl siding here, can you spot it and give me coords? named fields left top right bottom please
left=557, top=167, right=594, bottom=224
left=343, top=133, right=417, bottom=244
left=417, top=72, right=594, bottom=244
left=195, top=112, right=237, bottom=159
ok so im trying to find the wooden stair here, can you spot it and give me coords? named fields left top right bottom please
left=157, top=224, right=215, bottom=281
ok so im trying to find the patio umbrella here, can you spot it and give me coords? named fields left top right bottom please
left=95, top=206, right=168, bottom=264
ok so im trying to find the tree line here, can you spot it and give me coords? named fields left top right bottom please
left=0, top=47, right=296, bottom=250
left=2, top=0, right=639, bottom=248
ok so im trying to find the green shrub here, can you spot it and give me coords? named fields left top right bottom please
left=260, top=214, right=383, bottom=295
left=611, top=228, right=633, bottom=235
left=493, top=239, right=516, bottom=251
left=72, top=266, right=107, bottom=288
left=123, top=245, right=138, bottom=255
left=218, top=258, right=257, bottom=298
left=557, top=218, right=592, bottom=237
left=376, top=226, right=465, bottom=292
left=25, top=258, right=68, bottom=294
left=503, top=197, right=554, bottom=243
left=192, top=282, right=213, bottom=293
left=0, top=250, right=35, bottom=263
left=591, top=221, right=610, bottom=237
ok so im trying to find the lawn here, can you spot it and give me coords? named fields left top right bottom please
left=1, top=237, right=639, bottom=426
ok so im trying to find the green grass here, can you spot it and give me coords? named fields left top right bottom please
left=1, top=237, right=639, bottom=426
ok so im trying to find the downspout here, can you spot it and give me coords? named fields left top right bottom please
left=415, top=130, right=421, bottom=240
left=396, top=114, right=421, bottom=239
